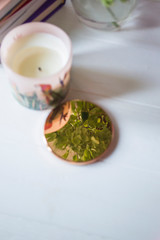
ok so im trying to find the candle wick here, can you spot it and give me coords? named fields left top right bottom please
left=38, top=67, right=42, bottom=71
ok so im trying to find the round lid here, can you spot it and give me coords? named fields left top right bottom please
left=44, top=100, right=114, bottom=165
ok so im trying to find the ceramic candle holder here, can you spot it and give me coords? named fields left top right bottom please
left=1, top=22, right=72, bottom=110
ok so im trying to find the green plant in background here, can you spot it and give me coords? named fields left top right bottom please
left=45, top=100, right=112, bottom=163
left=101, top=0, right=129, bottom=28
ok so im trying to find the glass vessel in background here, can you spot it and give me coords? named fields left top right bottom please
left=71, top=0, right=137, bottom=30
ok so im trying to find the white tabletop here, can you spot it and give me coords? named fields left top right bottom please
left=0, top=1, right=160, bottom=240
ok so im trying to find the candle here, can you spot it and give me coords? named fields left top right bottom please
left=1, top=22, right=72, bottom=110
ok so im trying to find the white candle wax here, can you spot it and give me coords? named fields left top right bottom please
left=12, top=47, right=64, bottom=78
left=10, top=33, right=68, bottom=78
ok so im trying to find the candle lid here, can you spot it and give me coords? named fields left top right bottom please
left=44, top=100, right=114, bottom=165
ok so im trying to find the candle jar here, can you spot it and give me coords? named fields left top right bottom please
left=71, top=0, right=137, bottom=30
left=1, top=22, right=72, bottom=110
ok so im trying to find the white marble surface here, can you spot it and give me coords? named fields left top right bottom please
left=0, top=1, right=160, bottom=240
